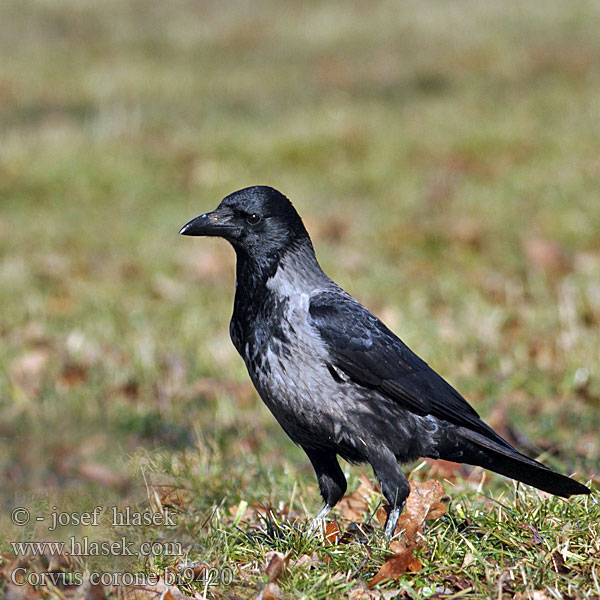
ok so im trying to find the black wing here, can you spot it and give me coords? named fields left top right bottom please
left=309, top=290, right=512, bottom=448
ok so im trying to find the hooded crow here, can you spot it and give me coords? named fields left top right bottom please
left=180, top=185, right=590, bottom=536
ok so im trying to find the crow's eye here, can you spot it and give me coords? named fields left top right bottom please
left=246, top=213, right=262, bottom=226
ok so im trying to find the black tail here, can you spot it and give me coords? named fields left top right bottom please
left=451, top=428, right=590, bottom=497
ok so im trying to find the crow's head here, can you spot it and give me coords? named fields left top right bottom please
left=180, top=186, right=311, bottom=259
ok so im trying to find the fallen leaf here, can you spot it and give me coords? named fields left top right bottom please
left=349, top=584, right=396, bottom=599
left=117, top=379, right=140, bottom=399
left=461, top=553, right=476, bottom=568
left=378, top=479, right=446, bottom=538
left=370, top=480, right=447, bottom=586
left=174, top=560, right=212, bottom=582
left=153, top=484, right=190, bottom=510
left=264, top=551, right=287, bottom=583
left=290, top=553, right=319, bottom=569
left=443, top=572, right=474, bottom=592
left=368, top=540, right=422, bottom=587
left=58, top=362, right=88, bottom=388
left=550, top=551, right=570, bottom=574
left=324, top=521, right=341, bottom=545
left=521, top=523, right=543, bottom=545
left=523, top=237, right=571, bottom=275
left=337, top=473, right=380, bottom=522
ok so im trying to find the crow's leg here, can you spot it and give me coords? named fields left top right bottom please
left=368, top=447, right=410, bottom=537
left=304, top=448, right=346, bottom=533
left=308, top=504, right=332, bottom=533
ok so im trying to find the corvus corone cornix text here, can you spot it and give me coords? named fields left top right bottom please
left=180, top=186, right=590, bottom=537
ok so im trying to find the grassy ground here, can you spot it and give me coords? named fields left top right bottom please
left=1, top=1, right=599, bottom=598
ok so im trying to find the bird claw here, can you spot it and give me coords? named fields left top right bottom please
left=307, top=504, right=332, bottom=534
left=384, top=506, right=402, bottom=538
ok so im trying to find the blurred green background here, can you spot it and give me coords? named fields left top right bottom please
left=1, top=0, right=599, bottom=583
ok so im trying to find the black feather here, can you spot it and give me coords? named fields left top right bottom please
left=309, top=291, right=513, bottom=449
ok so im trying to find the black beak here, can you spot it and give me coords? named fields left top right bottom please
left=179, top=211, right=236, bottom=237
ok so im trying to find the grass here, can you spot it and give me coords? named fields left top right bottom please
left=126, top=455, right=599, bottom=599
left=1, top=0, right=599, bottom=598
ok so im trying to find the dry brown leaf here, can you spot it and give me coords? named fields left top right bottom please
left=117, top=379, right=140, bottom=399
left=369, top=480, right=447, bottom=586
left=523, top=237, right=571, bottom=275
left=353, top=587, right=413, bottom=599
left=58, top=362, right=88, bottom=389
left=337, top=473, right=380, bottom=522
left=368, top=540, right=422, bottom=587
left=155, top=485, right=189, bottom=511
left=461, top=553, right=476, bottom=569
left=380, top=479, right=446, bottom=539
left=290, top=553, right=319, bottom=569
left=550, top=551, right=570, bottom=574
left=520, top=523, right=543, bottom=545
left=348, top=585, right=388, bottom=599
left=264, top=551, right=287, bottom=583
left=324, top=521, right=341, bottom=545
left=444, top=572, right=474, bottom=592
left=173, top=560, right=212, bottom=582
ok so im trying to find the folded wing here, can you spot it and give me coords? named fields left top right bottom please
left=309, top=290, right=513, bottom=450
